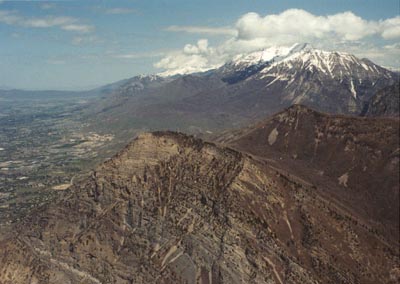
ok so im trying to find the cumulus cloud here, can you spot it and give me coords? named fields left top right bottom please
left=156, top=9, right=400, bottom=74
left=155, top=39, right=227, bottom=76
left=380, top=17, right=400, bottom=39
left=235, top=10, right=399, bottom=43
left=0, top=10, right=94, bottom=33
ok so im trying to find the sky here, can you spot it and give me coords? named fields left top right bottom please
left=0, top=0, right=399, bottom=90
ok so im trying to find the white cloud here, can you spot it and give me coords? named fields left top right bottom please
left=380, top=16, right=400, bottom=39
left=155, top=9, right=400, bottom=74
left=62, top=24, right=94, bottom=33
left=165, top=25, right=236, bottom=36
left=0, top=10, right=94, bottom=33
left=23, top=16, right=76, bottom=28
left=235, top=9, right=397, bottom=44
left=155, top=39, right=226, bottom=76
left=384, top=42, right=400, bottom=49
left=105, top=8, right=136, bottom=15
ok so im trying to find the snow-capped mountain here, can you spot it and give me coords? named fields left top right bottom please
left=258, top=43, right=393, bottom=98
left=218, top=44, right=298, bottom=83
left=215, top=43, right=397, bottom=114
left=114, top=74, right=168, bottom=96
left=260, top=44, right=389, bottom=81
left=222, top=43, right=393, bottom=86
left=87, top=43, right=397, bottom=140
left=227, top=44, right=297, bottom=69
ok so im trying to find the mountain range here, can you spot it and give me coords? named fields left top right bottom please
left=83, top=43, right=398, bottom=143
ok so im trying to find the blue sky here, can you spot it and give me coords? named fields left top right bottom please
left=0, top=0, right=399, bottom=90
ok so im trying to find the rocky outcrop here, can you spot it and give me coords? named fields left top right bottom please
left=0, top=131, right=398, bottom=283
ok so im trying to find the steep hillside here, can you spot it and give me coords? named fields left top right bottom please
left=364, top=82, right=400, bottom=117
left=216, top=105, right=400, bottom=241
left=0, top=132, right=398, bottom=283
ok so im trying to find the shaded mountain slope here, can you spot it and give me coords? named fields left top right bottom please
left=216, top=105, right=400, bottom=242
left=364, top=82, right=400, bottom=117
left=1, top=132, right=399, bottom=283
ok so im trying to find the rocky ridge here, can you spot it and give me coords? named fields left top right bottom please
left=0, top=130, right=398, bottom=283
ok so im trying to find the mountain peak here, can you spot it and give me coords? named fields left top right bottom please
left=228, top=43, right=301, bottom=68
left=289, top=42, right=314, bottom=53
left=229, top=43, right=314, bottom=66
left=256, top=43, right=395, bottom=92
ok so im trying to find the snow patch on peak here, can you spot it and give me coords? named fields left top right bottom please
left=259, top=43, right=372, bottom=79
left=289, top=42, right=314, bottom=54
left=230, top=44, right=299, bottom=67
left=158, top=64, right=221, bottom=77
left=349, top=80, right=357, bottom=98
left=137, top=74, right=162, bottom=81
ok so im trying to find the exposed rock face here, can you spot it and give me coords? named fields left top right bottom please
left=216, top=105, right=400, bottom=242
left=0, top=131, right=398, bottom=283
